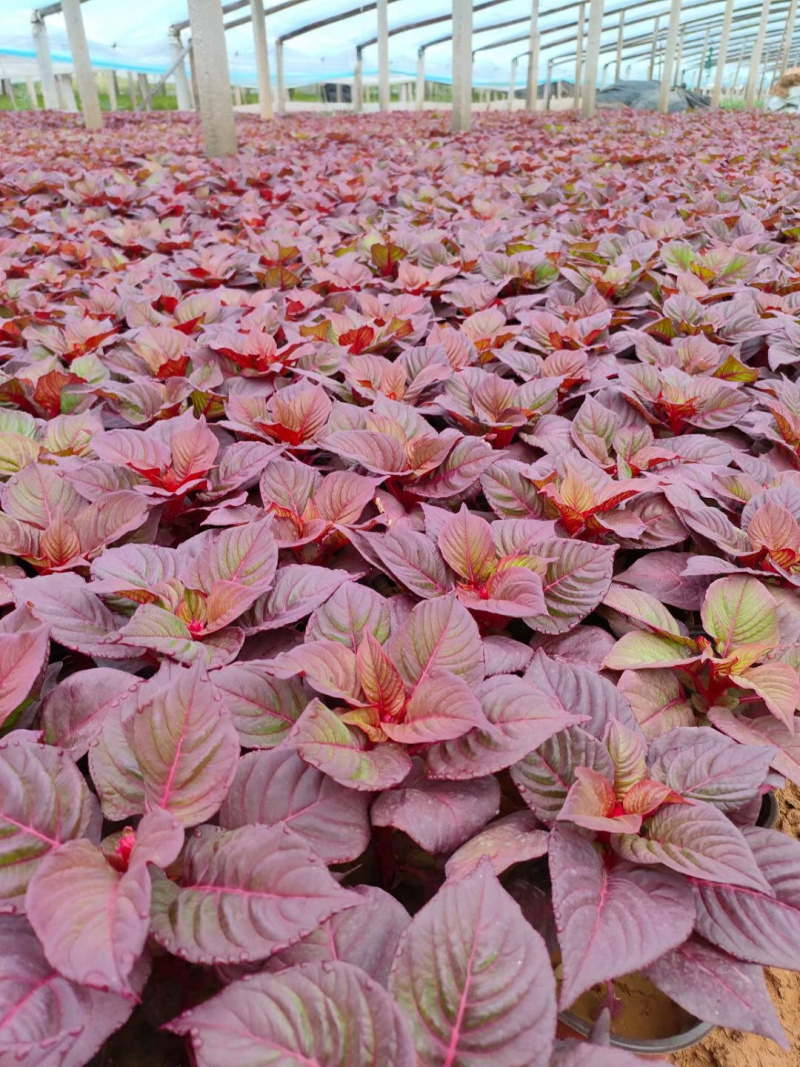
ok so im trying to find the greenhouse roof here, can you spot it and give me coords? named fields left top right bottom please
left=0, top=0, right=794, bottom=89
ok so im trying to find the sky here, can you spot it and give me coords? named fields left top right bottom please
left=0, top=0, right=791, bottom=88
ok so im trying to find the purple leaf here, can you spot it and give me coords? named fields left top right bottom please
left=10, top=573, right=140, bottom=660
left=694, top=825, right=800, bottom=969
left=212, top=662, right=307, bottom=748
left=168, top=961, right=416, bottom=1067
left=0, top=736, right=101, bottom=908
left=41, top=667, right=139, bottom=760
left=371, top=768, right=501, bottom=853
left=349, top=528, right=454, bottom=599
left=445, top=810, right=549, bottom=880
left=389, top=859, right=557, bottom=1067
left=266, top=885, right=411, bottom=988
left=612, top=802, right=773, bottom=892
left=292, top=698, right=413, bottom=791
left=708, top=706, right=800, bottom=788
left=150, top=825, right=360, bottom=965
left=218, top=747, right=370, bottom=863
left=242, top=564, right=352, bottom=632
left=0, top=605, right=49, bottom=728
left=383, top=669, right=487, bottom=745
left=523, top=539, right=616, bottom=635
left=524, top=650, right=642, bottom=739
left=25, top=810, right=182, bottom=996
left=550, top=823, right=695, bottom=1008
left=123, top=660, right=239, bottom=826
left=615, top=551, right=711, bottom=610
left=387, top=593, right=484, bottom=688
left=307, top=582, right=391, bottom=650
left=425, top=674, right=580, bottom=780
left=0, top=915, right=141, bottom=1067
left=643, top=936, right=787, bottom=1046
left=511, top=728, right=617, bottom=823
left=647, top=726, right=773, bottom=810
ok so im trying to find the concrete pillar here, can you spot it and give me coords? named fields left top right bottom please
left=574, top=3, right=585, bottom=109
left=276, top=38, right=286, bottom=114
left=127, top=71, right=136, bottom=108
left=545, top=57, right=554, bottom=109
left=250, top=0, right=273, bottom=119
left=61, top=0, right=102, bottom=129
left=525, top=0, right=539, bottom=111
left=169, top=29, right=193, bottom=111
left=31, top=14, right=59, bottom=110
left=674, top=30, right=684, bottom=87
left=695, top=27, right=710, bottom=90
left=56, top=74, right=78, bottom=111
left=732, top=43, right=746, bottom=94
left=234, top=85, right=244, bottom=105
left=137, top=72, right=150, bottom=110
left=582, top=0, right=603, bottom=118
left=354, top=51, right=364, bottom=112
left=105, top=69, right=117, bottom=110
left=780, top=0, right=798, bottom=74
left=1, top=80, right=18, bottom=111
left=615, top=11, right=624, bottom=82
left=451, top=0, right=473, bottom=132
left=416, top=49, right=425, bottom=110
left=658, top=0, right=682, bottom=113
left=745, top=0, right=771, bottom=107
left=509, top=56, right=518, bottom=110
left=26, top=76, right=39, bottom=109
left=377, top=0, right=390, bottom=112
left=187, top=0, right=239, bottom=156
left=710, top=0, right=734, bottom=105
left=647, top=17, right=660, bottom=80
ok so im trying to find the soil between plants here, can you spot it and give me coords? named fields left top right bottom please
left=671, top=784, right=800, bottom=1067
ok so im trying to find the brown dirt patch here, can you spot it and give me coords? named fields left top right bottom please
left=671, top=784, right=800, bottom=1067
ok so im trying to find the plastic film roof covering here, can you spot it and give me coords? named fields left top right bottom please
left=0, top=0, right=786, bottom=89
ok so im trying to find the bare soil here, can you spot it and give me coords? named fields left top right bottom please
left=671, top=784, right=800, bottom=1067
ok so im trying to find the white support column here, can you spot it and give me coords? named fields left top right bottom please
left=137, top=73, right=150, bottom=110
left=710, top=0, right=733, bottom=105
left=732, top=42, right=746, bottom=94
left=582, top=0, right=603, bottom=118
left=276, top=38, right=286, bottom=114
left=105, top=69, right=117, bottom=110
left=574, top=3, right=585, bottom=110
left=525, top=0, right=539, bottom=111
left=56, top=73, right=78, bottom=111
left=31, top=14, right=59, bottom=110
left=61, top=0, right=102, bottom=129
left=695, top=26, right=710, bottom=90
left=354, top=51, right=364, bottom=112
left=187, top=0, right=239, bottom=157
left=250, top=0, right=273, bottom=119
left=780, top=0, right=798, bottom=74
left=169, top=29, right=193, bottom=111
left=26, top=76, right=39, bottom=109
left=658, top=0, right=682, bottom=113
left=451, top=0, right=473, bottom=132
left=377, top=0, right=390, bottom=112
left=615, top=11, right=624, bottom=82
left=416, top=48, right=425, bottom=110
left=673, top=30, right=684, bottom=86
left=509, top=56, right=518, bottom=110
left=745, top=0, right=771, bottom=107
left=648, top=17, right=660, bottom=79
left=545, top=57, right=554, bottom=109
left=234, top=84, right=244, bottom=105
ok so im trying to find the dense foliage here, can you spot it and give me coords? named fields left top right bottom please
left=2, top=106, right=800, bottom=1066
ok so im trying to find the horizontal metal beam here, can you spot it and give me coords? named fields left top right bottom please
left=474, top=0, right=789, bottom=56
left=33, top=0, right=88, bottom=17
left=173, top=0, right=310, bottom=35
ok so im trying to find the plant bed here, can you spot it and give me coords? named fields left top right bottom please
left=1, top=107, right=800, bottom=1067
